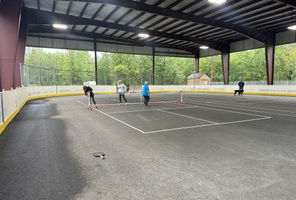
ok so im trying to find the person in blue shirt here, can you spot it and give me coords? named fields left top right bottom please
left=142, top=81, right=150, bottom=106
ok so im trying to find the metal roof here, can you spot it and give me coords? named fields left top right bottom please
left=23, top=0, right=296, bottom=57
left=187, top=73, right=209, bottom=79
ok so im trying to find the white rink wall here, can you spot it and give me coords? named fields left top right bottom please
left=1, top=84, right=296, bottom=133
left=0, top=85, right=116, bottom=133
left=150, top=85, right=296, bottom=94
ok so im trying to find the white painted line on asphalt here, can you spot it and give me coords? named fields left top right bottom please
left=160, top=106, right=200, bottom=111
left=107, top=105, right=193, bottom=114
left=144, top=116, right=271, bottom=134
left=186, top=100, right=296, bottom=118
left=127, top=101, right=270, bottom=119
left=107, top=109, right=157, bottom=114
left=77, top=99, right=272, bottom=134
left=158, top=109, right=217, bottom=124
left=153, top=103, right=270, bottom=118
left=77, top=100, right=145, bottom=134
left=191, top=105, right=270, bottom=118
left=226, top=102, right=296, bottom=114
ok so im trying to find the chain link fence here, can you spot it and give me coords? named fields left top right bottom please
left=212, top=80, right=296, bottom=85
left=22, top=64, right=296, bottom=86
left=21, top=64, right=96, bottom=86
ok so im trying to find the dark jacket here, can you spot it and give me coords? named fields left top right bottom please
left=84, top=86, right=94, bottom=96
left=238, top=81, right=244, bottom=90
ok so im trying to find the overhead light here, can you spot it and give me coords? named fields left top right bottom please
left=200, top=46, right=209, bottom=49
left=138, top=33, right=149, bottom=38
left=53, top=24, right=67, bottom=29
left=208, top=0, right=226, bottom=4
left=288, top=25, right=296, bottom=30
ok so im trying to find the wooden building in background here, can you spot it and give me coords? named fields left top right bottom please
left=187, top=73, right=211, bottom=85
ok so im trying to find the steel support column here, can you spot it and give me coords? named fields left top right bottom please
left=265, top=44, right=275, bottom=85
left=194, top=50, right=200, bottom=73
left=94, top=37, right=98, bottom=85
left=152, top=47, right=155, bottom=85
left=0, top=0, right=22, bottom=91
left=221, top=52, right=230, bottom=85
left=15, top=16, right=28, bottom=88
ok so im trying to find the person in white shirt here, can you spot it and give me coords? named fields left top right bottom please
left=117, top=80, right=128, bottom=104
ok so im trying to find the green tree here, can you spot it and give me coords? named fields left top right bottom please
left=275, top=44, right=296, bottom=81
left=25, top=48, right=95, bottom=85
left=25, top=43, right=296, bottom=86
left=199, top=56, right=223, bottom=82
left=230, top=49, right=265, bottom=81
left=97, top=53, right=112, bottom=85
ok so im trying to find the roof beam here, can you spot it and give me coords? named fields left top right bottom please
left=28, top=25, right=145, bottom=46
left=273, top=0, right=296, bottom=8
left=53, top=0, right=275, bottom=44
left=66, top=2, right=72, bottom=15
left=52, top=1, right=56, bottom=13
left=27, top=25, right=195, bottom=53
left=25, top=8, right=225, bottom=51
left=72, top=2, right=89, bottom=30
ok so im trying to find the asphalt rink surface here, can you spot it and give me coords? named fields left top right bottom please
left=1, top=92, right=296, bottom=200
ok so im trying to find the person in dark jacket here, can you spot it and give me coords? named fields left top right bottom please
left=238, top=80, right=245, bottom=90
left=83, top=86, right=97, bottom=109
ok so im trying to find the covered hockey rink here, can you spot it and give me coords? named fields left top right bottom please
left=1, top=93, right=296, bottom=200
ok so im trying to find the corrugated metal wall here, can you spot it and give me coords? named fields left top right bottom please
left=276, top=31, right=296, bottom=45
left=230, top=39, right=264, bottom=52
left=26, top=30, right=296, bottom=57
left=27, top=35, right=192, bottom=57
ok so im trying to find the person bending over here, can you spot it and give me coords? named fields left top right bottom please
left=83, top=86, right=97, bottom=109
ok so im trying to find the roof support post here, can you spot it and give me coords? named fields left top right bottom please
left=0, top=0, right=23, bottom=91
left=194, top=50, right=200, bottom=73
left=221, top=51, right=230, bottom=85
left=152, top=47, right=155, bottom=85
left=94, top=37, right=98, bottom=85
left=265, top=44, right=275, bottom=85
left=16, top=12, right=28, bottom=88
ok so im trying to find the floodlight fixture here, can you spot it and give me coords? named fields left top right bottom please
left=200, top=46, right=209, bottom=49
left=138, top=33, right=149, bottom=38
left=288, top=25, right=296, bottom=30
left=208, top=0, right=226, bottom=4
left=53, top=24, right=67, bottom=29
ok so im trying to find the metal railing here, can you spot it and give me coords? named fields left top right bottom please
left=212, top=80, right=296, bottom=85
